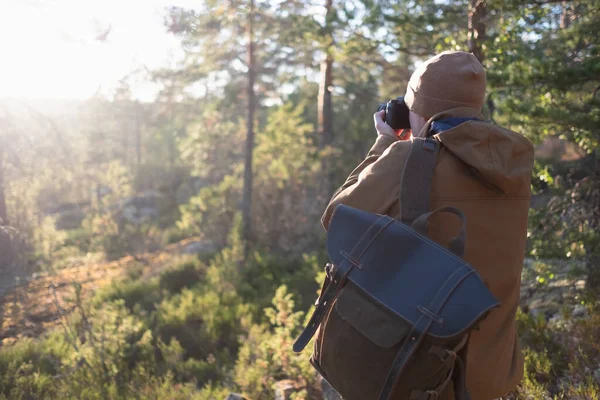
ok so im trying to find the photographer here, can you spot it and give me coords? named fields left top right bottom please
left=321, top=51, right=534, bottom=400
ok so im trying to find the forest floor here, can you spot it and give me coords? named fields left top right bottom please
left=0, top=247, right=586, bottom=348
left=1, top=247, right=597, bottom=398
left=0, top=238, right=204, bottom=346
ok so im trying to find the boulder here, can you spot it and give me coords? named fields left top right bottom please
left=181, top=240, right=218, bottom=255
left=572, top=304, right=587, bottom=318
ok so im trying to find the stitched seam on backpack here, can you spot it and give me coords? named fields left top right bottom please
left=355, top=217, right=395, bottom=260
left=394, top=221, right=469, bottom=266
left=347, top=215, right=387, bottom=259
left=340, top=251, right=362, bottom=269
left=433, top=269, right=476, bottom=314
left=326, top=212, right=385, bottom=265
left=417, top=305, right=444, bottom=324
left=425, top=265, right=470, bottom=314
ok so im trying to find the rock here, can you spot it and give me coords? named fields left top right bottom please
left=181, top=240, right=218, bottom=254
left=572, top=304, right=587, bottom=318
left=120, top=190, right=163, bottom=224
left=549, top=313, right=562, bottom=325
left=529, top=307, right=544, bottom=320
left=593, top=368, right=600, bottom=383
left=224, top=394, right=247, bottom=400
left=274, top=379, right=297, bottom=400
left=321, top=377, right=343, bottom=400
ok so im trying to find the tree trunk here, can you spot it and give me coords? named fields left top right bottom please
left=168, top=77, right=177, bottom=167
left=468, top=0, right=487, bottom=63
left=318, top=0, right=334, bottom=198
left=135, top=101, right=142, bottom=167
left=0, top=148, right=8, bottom=225
left=585, top=160, right=600, bottom=294
left=560, top=1, right=572, bottom=29
left=318, top=0, right=334, bottom=149
left=242, top=0, right=256, bottom=252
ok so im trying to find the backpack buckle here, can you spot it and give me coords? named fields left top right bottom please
left=424, top=390, right=439, bottom=400
left=325, top=263, right=336, bottom=278
left=410, top=389, right=440, bottom=400
left=423, top=139, right=437, bottom=152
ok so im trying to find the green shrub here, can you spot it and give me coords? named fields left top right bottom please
left=125, top=261, right=146, bottom=281
left=234, top=285, right=317, bottom=399
left=162, top=226, right=191, bottom=245
left=237, top=251, right=321, bottom=323
left=175, top=356, right=224, bottom=385
left=159, top=256, right=205, bottom=294
left=57, top=300, right=156, bottom=398
left=64, top=227, right=92, bottom=251
left=93, top=278, right=161, bottom=313
left=156, top=288, right=248, bottom=363
left=34, top=216, right=68, bottom=263
left=0, top=339, right=60, bottom=397
left=50, top=245, right=86, bottom=270
left=177, top=175, right=241, bottom=248
left=125, top=371, right=210, bottom=400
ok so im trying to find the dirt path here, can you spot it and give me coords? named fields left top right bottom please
left=0, top=238, right=203, bottom=346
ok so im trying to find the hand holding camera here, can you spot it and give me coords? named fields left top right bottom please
left=374, top=96, right=411, bottom=140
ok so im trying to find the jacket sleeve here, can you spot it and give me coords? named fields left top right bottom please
left=321, top=135, right=409, bottom=230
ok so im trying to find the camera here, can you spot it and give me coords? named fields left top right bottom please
left=377, top=97, right=411, bottom=130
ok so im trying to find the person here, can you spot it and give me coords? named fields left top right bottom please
left=320, top=51, right=534, bottom=400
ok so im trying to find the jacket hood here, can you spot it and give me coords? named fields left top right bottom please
left=424, top=108, right=534, bottom=194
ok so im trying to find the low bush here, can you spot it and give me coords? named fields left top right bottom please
left=156, top=288, right=248, bottom=362
left=93, top=279, right=161, bottom=313
left=159, top=256, right=205, bottom=294
left=234, top=285, right=318, bottom=399
left=0, top=339, right=60, bottom=397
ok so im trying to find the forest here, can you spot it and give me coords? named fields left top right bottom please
left=0, top=0, right=599, bottom=399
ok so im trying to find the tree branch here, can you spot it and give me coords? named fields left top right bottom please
left=593, top=85, right=600, bottom=100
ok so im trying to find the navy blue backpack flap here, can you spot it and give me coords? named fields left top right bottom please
left=326, top=205, right=498, bottom=339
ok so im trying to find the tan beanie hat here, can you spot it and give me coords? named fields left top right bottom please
left=404, top=51, right=486, bottom=118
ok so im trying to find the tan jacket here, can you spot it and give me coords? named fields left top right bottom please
left=321, top=108, right=534, bottom=400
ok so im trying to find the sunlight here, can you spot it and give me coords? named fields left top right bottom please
left=0, top=0, right=195, bottom=101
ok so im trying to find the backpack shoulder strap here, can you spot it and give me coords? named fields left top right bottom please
left=398, top=137, right=440, bottom=224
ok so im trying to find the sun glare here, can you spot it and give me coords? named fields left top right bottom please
left=0, top=0, right=195, bottom=101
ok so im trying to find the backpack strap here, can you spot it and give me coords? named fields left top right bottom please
left=293, top=215, right=396, bottom=353
left=399, top=137, right=440, bottom=224
left=292, top=265, right=345, bottom=353
left=382, top=136, right=474, bottom=400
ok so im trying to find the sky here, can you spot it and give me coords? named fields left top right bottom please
left=0, top=0, right=199, bottom=101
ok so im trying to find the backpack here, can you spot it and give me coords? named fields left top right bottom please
left=292, top=137, right=499, bottom=400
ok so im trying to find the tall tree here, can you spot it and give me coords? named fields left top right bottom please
left=318, top=0, right=334, bottom=150
left=166, top=0, right=295, bottom=247
left=486, top=0, right=600, bottom=291
left=318, top=0, right=335, bottom=199
left=242, top=0, right=256, bottom=250
left=468, top=0, right=487, bottom=62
